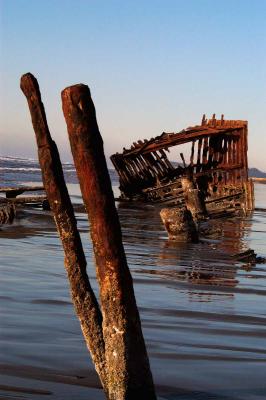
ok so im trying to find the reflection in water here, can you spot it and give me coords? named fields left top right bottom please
left=1, top=185, right=266, bottom=399
left=117, top=200, right=256, bottom=300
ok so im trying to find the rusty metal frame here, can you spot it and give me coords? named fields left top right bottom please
left=111, top=114, right=250, bottom=206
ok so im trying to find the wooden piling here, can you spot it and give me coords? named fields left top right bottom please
left=61, top=84, right=156, bottom=400
left=20, top=73, right=108, bottom=395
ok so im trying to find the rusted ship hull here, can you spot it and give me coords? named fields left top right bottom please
left=111, top=115, right=254, bottom=214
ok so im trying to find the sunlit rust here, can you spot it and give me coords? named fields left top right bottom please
left=20, top=73, right=108, bottom=394
left=111, top=115, right=254, bottom=213
left=61, top=84, right=156, bottom=400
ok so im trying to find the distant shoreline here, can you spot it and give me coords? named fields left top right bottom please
left=251, top=177, right=266, bottom=184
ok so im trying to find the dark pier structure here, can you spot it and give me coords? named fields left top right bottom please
left=111, top=115, right=254, bottom=214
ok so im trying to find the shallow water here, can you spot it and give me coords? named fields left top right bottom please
left=1, top=157, right=266, bottom=399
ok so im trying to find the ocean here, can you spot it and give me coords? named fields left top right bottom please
left=0, top=155, right=266, bottom=400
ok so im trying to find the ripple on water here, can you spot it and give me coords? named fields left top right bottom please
left=0, top=168, right=266, bottom=399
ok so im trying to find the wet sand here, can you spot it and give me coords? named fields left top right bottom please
left=0, top=183, right=266, bottom=399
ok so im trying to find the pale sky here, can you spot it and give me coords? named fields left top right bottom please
left=1, top=0, right=266, bottom=170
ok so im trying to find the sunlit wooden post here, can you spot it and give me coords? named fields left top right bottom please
left=20, top=73, right=108, bottom=395
left=61, top=84, right=156, bottom=400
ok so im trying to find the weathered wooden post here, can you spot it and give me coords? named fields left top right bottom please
left=61, top=84, right=156, bottom=400
left=20, top=73, right=108, bottom=395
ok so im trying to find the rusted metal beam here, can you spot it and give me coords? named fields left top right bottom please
left=195, top=163, right=243, bottom=177
left=201, top=136, right=209, bottom=170
left=117, top=126, right=244, bottom=158
left=61, top=84, right=156, bottom=400
left=111, top=115, right=251, bottom=211
left=180, top=152, right=186, bottom=168
left=20, top=73, right=108, bottom=395
left=181, top=176, right=207, bottom=220
left=243, top=125, right=249, bottom=181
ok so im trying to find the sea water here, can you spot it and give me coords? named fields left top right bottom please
left=0, top=156, right=266, bottom=400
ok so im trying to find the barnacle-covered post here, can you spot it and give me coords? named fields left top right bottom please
left=20, top=73, right=108, bottom=394
left=160, top=207, right=199, bottom=242
left=61, top=84, right=156, bottom=400
left=0, top=198, right=16, bottom=224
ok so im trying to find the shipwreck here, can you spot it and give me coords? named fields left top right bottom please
left=111, top=114, right=254, bottom=216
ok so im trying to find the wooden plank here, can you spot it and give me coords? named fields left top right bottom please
left=196, top=139, right=203, bottom=173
